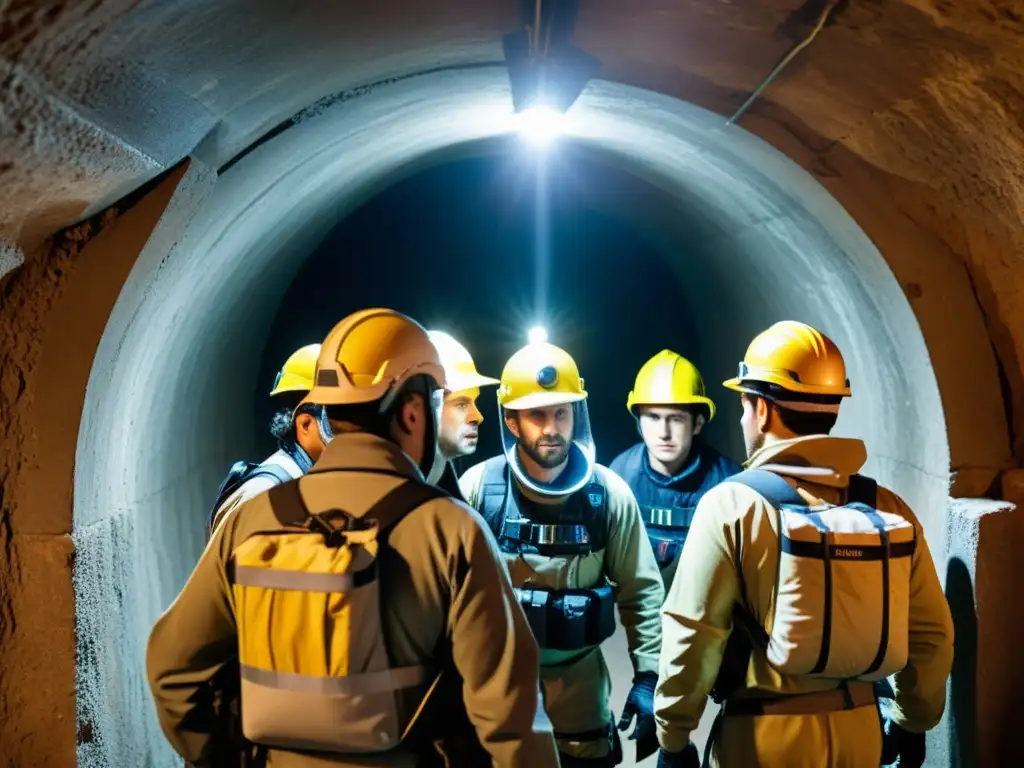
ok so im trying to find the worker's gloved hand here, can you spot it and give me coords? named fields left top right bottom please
left=881, top=720, right=925, bottom=768
left=656, top=743, right=700, bottom=768
left=616, top=671, right=658, bottom=761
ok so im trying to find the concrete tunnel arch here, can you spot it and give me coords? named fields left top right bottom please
left=70, top=67, right=948, bottom=766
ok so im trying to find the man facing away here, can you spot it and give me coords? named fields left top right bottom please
left=654, top=321, right=954, bottom=768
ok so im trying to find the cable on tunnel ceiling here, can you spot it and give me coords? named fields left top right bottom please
left=726, top=0, right=840, bottom=127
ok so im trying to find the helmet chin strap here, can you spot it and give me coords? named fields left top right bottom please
left=316, top=406, right=334, bottom=446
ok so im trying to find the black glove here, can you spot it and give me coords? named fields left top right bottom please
left=616, top=671, right=658, bottom=762
left=656, top=743, right=700, bottom=768
left=881, top=720, right=925, bottom=768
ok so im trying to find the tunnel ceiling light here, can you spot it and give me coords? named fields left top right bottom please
left=528, top=326, right=549, bottom=344
left=516, top=106, right=565, bottom=145
left=503, top=0, right=600, bottom=116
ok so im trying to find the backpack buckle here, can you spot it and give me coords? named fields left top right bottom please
left=307, top=512, right=355, bottom=548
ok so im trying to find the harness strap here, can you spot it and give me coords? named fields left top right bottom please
left=639, top=504, right=696, bottom=529
left=723, top=681, right=876, bottom=717
left=267, top=469, right=449, bottom=531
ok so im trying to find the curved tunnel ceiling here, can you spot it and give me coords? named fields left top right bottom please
left=3, top=0, right=1015, bottom=473
left=71, top=68, right=949, bottom=766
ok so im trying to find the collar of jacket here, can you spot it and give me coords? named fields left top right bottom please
left=641, top=440, right=705, bottom=488
left=744, top=434, right=868, bottom=488
left=310, top=432, right=425, bottom=480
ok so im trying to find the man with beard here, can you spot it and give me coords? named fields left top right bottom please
left=653, top=321, right=953, bottom=768
left=426, top=330, right=499, bottom=498
left=610, top=350, right=741, bottom=589
left=459, top=339, right=664, bottom=767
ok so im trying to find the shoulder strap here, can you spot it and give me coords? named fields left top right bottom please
left=479, top=457, right=510, bottom=537
left=267, top=474, right=450, bottom=533
left=267, top=480, right=308, bottom=528
left=580, top=478, right=608, bottom=551
left=481, top=455, right=508, bottom=488
left=729, top=469, right=805, bottom=508
left=364, top=481, right=450, bottom=535
left=249, top=462, right=296, bottom=487
left=848, top=473, right=877, bottom=506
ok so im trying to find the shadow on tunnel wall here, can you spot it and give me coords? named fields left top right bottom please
left=258, top=149, right=743, bottom=470
left=945, top=556, right=978, bottom=768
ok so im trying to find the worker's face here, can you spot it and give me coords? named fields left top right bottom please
left=439, top=387, right=484, bottom=459
left=506, top=403, right=574, bottom=469
left=740, top=394, right=770, bottom=458
left=294, top=409, right=327, bottom=462
left=637, top=406, right=704, bottom=468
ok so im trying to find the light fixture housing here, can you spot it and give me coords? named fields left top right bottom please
left=502, top=0, right=600, bottom=115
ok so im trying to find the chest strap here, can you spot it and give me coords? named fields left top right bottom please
left=639, top=504, right=696, bottom=529
left=479, top=456, right=607, bottom=556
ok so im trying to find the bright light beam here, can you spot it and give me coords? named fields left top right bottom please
left=516, top=107, right=565, bottom=146
left=528, top=326, right=548, bottom=345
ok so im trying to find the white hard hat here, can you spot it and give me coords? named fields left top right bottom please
left=428, top=330, right=499, bottom=394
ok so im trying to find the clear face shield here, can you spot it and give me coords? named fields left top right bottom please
left=499, top=396, right=596, bottom=498
left=423, top=386, right=447, bottom=484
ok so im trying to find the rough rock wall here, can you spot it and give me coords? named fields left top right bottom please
left=580, top=0, right=1024, bottom=467
left=0, top=161, right=190, bottom=767
left=0, top=0, right=214, bottom=274
left=0, top=213, right=116, bottom=766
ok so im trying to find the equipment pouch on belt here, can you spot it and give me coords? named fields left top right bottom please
left=644, top=524, right=688, bottom=570
left=516, top=583, right=616, bottom=651
left=728, top=470, right=916, bottom=681
left=229, top=473, right=447, bottom=755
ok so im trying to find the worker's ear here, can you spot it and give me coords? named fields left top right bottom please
left=294, top=411, right=316, bottom=437
left=692, top=411, right=706, bottom=435
left=394, top=392, right=424, bottom=436
left=504, top=410, right=521, bottom=438
left=756, top=395, right=771, bottom=433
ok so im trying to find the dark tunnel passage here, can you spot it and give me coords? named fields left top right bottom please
left=258, top=146, right=719, bottom=470
left=66, top=71, right=951, bottom=767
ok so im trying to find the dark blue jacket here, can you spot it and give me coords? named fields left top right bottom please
left=610, top=441, right=741, bottom=570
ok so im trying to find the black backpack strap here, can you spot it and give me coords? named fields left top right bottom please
left=578, top=480, right=608, bottom=551
left=248, top=463, right=296, bottom=487
left=847, top=473, right=877, bottom=506
left=728, top=469, right=806, bottom=508
left=479, top=457, right=510, bottom=538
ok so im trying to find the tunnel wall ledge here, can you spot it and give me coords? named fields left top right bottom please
left=941, top=496, right=1024, bottom=767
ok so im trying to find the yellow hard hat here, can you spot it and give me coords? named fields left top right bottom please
left=723, top=321, right=851, bottom=399
left=301, top=309, right=446, bottom=407
left=498, top=341, right=586, bottom=410
left=269, top=343, right=321, bottom=396
left=427, top=330, right=499, bottom=393
left=626, top=350, right=716, bottom=420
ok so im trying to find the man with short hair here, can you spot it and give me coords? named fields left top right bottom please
left=459, top=339, right=664, bottom=767
left=209, top=343, right=330, bottom=533
left=426, top=330, right=499, bottom=496
left=148, top=309, right=559, bottom=768
left=654, top=321, right=953, bottom=768
left=610, top=350, right=741, bottom=588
